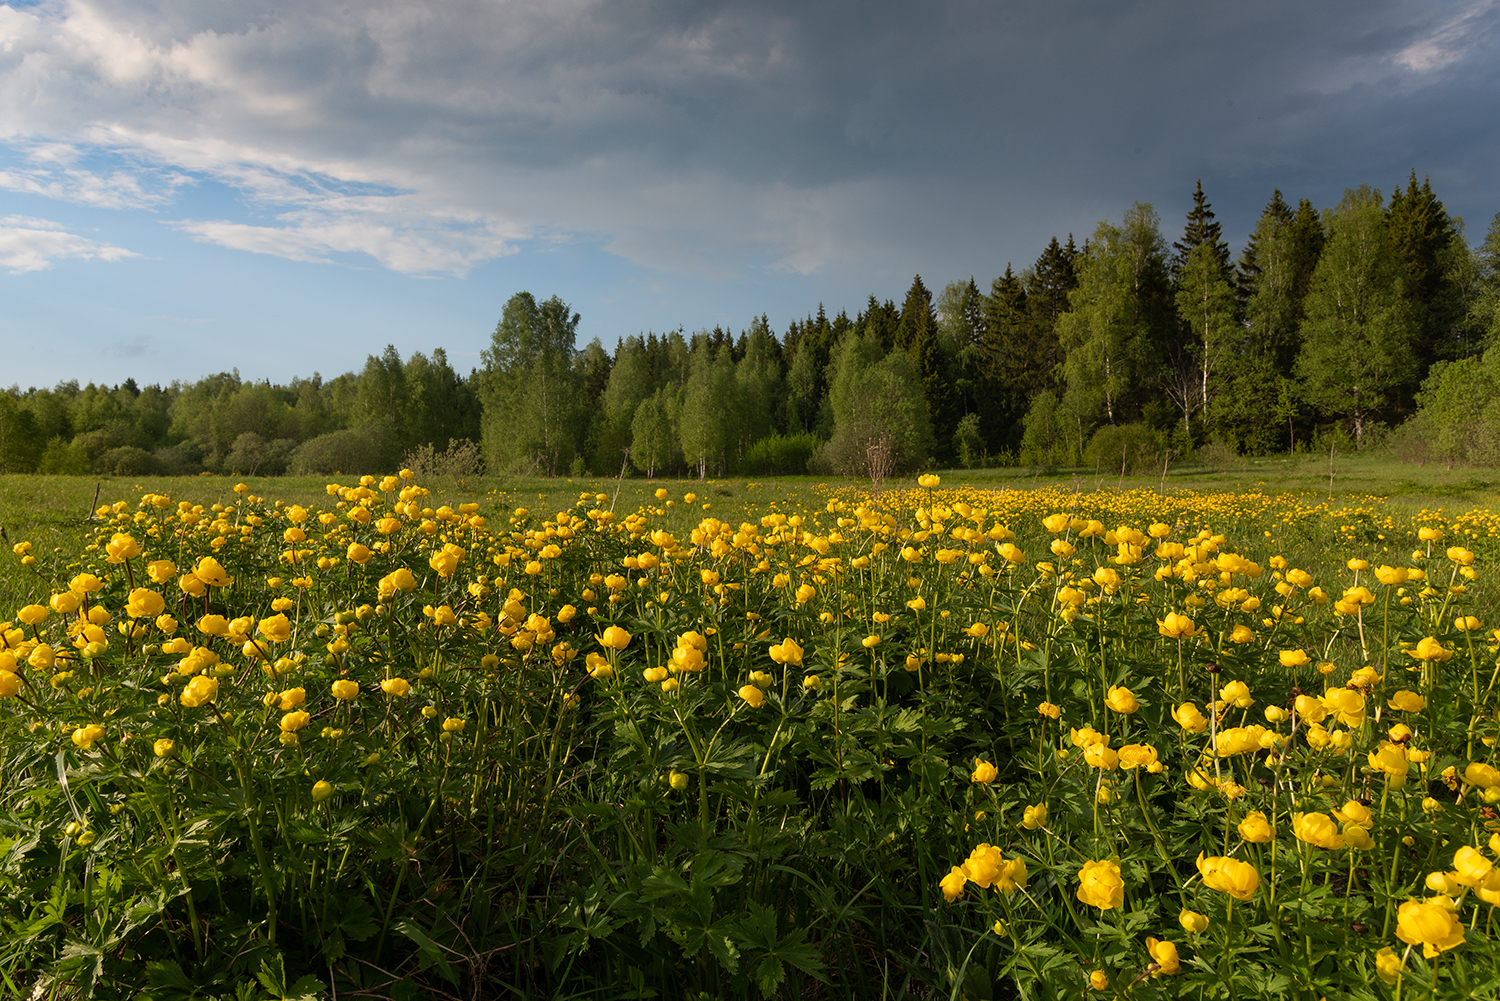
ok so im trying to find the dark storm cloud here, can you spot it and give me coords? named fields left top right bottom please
left=1, top=0, right=1495, bottom=285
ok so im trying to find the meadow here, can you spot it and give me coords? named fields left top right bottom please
left=0, top=456, right=1498, bottom=999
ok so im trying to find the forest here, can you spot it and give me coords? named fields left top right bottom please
left=3, top=173, right=1500, bottom=479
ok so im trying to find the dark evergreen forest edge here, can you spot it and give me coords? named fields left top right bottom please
left=5, top=174, right=1500, bottom=481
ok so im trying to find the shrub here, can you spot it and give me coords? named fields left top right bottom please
left=1084, top=422, right=1164, bottom=475
left=93, top=445, right=159, bottom=476
left=737, top=432, right=819, bottom=476
left=288, top=427, right=389, bottom=475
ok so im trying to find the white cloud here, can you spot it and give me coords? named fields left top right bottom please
left=1397, top=0, right=1499, bottom=72
left=0, top=214, right=136, bottom=272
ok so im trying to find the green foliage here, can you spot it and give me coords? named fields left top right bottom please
left=736, top=432, right=818, bottom=476
left=1083, top=422, right=1164, bottom=475
left=1, top=473, right=1497, bottom=999
left=817, top=333, right=931, bottom=476
left=1295, top=187, right=1419, bottom=446
left=288, top=427, right=390, bottom=475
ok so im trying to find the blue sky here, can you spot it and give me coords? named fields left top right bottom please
left=2, top=0, right=1498, bottom=390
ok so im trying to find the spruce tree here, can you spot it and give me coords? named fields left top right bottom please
left=1172, top=180, right=1231, bottom=280
left=1387, top=170, right=1467, bottom=368
left=982, top=265, right=1032, bottom=449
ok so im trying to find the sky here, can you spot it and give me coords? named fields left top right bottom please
left=2, top=0, right=1498, bottom=391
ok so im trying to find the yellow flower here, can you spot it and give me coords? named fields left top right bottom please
left=1465, top=762, right=1500, bottom=787
left=1196, top=853, right=1259, bottom=900
left=1037, top=701, right=1062, bottom=720
left=1396, top=899, right=1465, bottom=957
left=1408, top=636, right=1452, bottom=662
left=769, top=638, right=804, bottom=666
left=346, top=543, right=372, bottom=565
left=1321, top=687, right=1366, bottom=727
left=192, top=557, right=233, bottom=588
left=442, top=717, right=466, bottom=733
left=0, top=671, right=20, bottom=697
left=1387, top=690, right=1426, bottom=712
left=180, top=675, right=218, bottom=708
left=1293, top=693, right=1327, bottom=724
left=49, top=591, right=82, bottom=614
left=331, top=679, right=359, bottom=701
left=939, top=866, right=967, bottom=901
left=1179, top=910, right=1209, bottom=935
left=71, top=724, right=106, bottom=750
left=1105, top=685, right=1139, bottom=714
left=597, top=626, right=632, bottom=651
left=125, top=588, right=165, bottom=619
left=918, top=474, right=941, bottom=489
left=1157, top=612, right=1196, bottom=638
left=1173, top=702, right=1208, bottom=733
left=1088, top=971, right=1108, bottom=991
left=381, top=677, right=411, bottom=697
left=105, top=533, right=140, bottom=563
left=258, top=614, right=292, bottom=643
left=17, top=604, right=48, bottom=626
left=1145, top=937, right=1180, bottom=975
left=279, top=710, right=311, bottom=732
left=1021, top=803, right=1047, bottom=830
left=153, top=738, right=175, bottom=758
left=1042, top=513, right=1070, bottom=533
left=1292, top=812, right=1344, bottom=849
left=312, top=780, right=334, bottom=803
left=1075, top=860, right=1124, bottom=910
left=1278, top=648, right=1310, bottom=668
left=738, top=684, right=766, bottom=708
left=1368, top=743, right=1408, bottom=786
left=1220, top=680, right=1254, bottom=708
left=1375, top=946, right=1404, bottom=985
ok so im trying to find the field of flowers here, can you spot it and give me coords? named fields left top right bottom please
left=2, top=471, right=1499, bottom=999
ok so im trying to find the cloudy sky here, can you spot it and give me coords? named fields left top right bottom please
left=2, top=0, right=1497, bottom=390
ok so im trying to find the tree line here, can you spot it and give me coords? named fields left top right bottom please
left=3, top=172, right=1499, bottom=479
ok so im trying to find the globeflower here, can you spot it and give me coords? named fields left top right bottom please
left=1292, top=812, right=1344, bottom=849
left=769, top=638, right=804, bottom=666
left=1157, top=613, right=1196, bottom=639
left=1196, top=853, right=1259, bottom=900
left=105, top=533, right=140, bottom=563
left=971, top=758, right=998, bottom=784
left=597, top=626, right=632, bottom=651
left=1238, top=811, right=1272, bottom=843
left=180, top=675, right=218, bottom=708
left=192, top=557, right=233, bottom=588
left=1105, top=685, right=1139, bottom=714
left=1173, top=702, right=1208, bottom=733
left=1408, top=636, right=1452, bottom=662
left=71, top=724, right=106, bottom=750
left=1075, top=860, right=1124, bottom=910
left=331, top=680, right=359, bottom=701
left=738, top=684, right=765, bottom=708
left=1396, top=899, right=1465, bottom=957
left=125, top=589, right=165, bottom=619
left=1179, top=909, right=1209, bottom=935
left=1387, top=690, right=1426, bottom=712
left=1021, top=803, right=1047, bottom=830
left=1145, top=937, right=1180, bottom=975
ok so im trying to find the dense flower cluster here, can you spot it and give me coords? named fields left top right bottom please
left=1, top=474, right=1497, bottom=995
